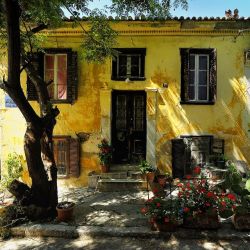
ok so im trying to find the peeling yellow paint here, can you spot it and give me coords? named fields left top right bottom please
left=1, top=20, right=250, bottom=186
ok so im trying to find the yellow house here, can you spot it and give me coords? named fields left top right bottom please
left=1, top=17, right=250, bottom=187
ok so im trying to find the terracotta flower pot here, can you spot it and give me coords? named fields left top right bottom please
left=151, top=220, right=178, bottom=232
left=232, top=213, right=250, bottom=230
left=157, top=175, right=168, bottom=187
left=101, top=164, right=109, bottom=173
left=183, top=211, right=220, bottom=229
left=56, top=202, right=75, bottom=222
left=146, top=172, right=155, bottom=182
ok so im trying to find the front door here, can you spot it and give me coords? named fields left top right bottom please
left=112, top=91, right=146, bottom=164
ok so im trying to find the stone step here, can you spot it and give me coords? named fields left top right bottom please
left=97, top=179, right=147, bottom=192
left=109, top=164, right=140, bottom=172
left=100, top=172, right=128, bottom=179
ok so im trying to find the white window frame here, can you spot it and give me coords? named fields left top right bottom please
left=44, top=53, right=67, bottom=100
left=189, top=54, right=209, bottom=102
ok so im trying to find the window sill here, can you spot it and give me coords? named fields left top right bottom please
left=111, top=77, right=146, bottom=81
left=180, top=101, right=215, bottom=105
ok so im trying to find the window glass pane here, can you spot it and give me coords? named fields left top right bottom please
left=54, top=139, right=68, bottom=176
left=45, top=55, right=54, bottom=69
left=199, top=56, right=208, bottom=70
left=188, top=86, right=195, bottom=100
left=198, top=71, right=207, bottom=86
left=131, top=56, right=139, bottom=77
left=198, top=86, right=208, bottom=100
left=119, top=55, right=127, bottom=77
left=189, top=55, right=195, bottom=70
left=57, top=55, right=67, bottom=100
left=189, top=70, right=195, bottom=85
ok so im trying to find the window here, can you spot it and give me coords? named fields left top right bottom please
left=53, top=136, right=80, bottom=178
left=27, top=49, right=78, bottom=103
left=180, top=49, right=217, bottom=104
left=112, top=48, right=146, bottom=80
left=45, top=54, right=67, bottom=100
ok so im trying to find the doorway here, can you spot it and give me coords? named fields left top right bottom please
left=112, top=91, right=146, bottom=164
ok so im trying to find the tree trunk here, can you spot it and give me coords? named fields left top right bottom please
left=3, top=0, right=58, bottom=216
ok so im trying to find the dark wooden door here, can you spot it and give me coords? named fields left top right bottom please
left=112, top=91, right=146, bottom=164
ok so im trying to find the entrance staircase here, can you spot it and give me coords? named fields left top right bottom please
left=88, top=164, right=147, bottom=192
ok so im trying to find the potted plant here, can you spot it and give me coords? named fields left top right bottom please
left=98, top=139, right=112, bottom=173
left=156, top=172, right=172, bottom=187
left=56, top=201, right=75, bottom=222
left=141, top=196, right=181, bottom=232
left=139, top=160, right=156, bottom=182
left=177, top=175, right=220, bottom=229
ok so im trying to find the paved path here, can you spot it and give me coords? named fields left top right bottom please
left=1, top=188, right=250, bottom=249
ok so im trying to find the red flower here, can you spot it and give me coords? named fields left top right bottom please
left=186, top=175, right=192, bottom=180
left=206, top=192, right=214, bottom=198
left=156, top=202, right=161, bottom=207
left=140, top=207, right=147, bottom=214
left=193, top=166, right=201, bottom=175
left=164, top=217, right=170, bottom=223
left=183, top=207, right=190, bottom=213
left=178, top=192, right=183, bottom=197
left=153, top=188, right=158, bottom=194
left=221, top=201, right=226, bottom=207
left=227, top=193, right=236, bottom=201
left=205, top=202, right=211, bottom=207
left=201, top=179, right=206, bottom=184
left=177, top=183, right=183, bottom=187
left=186, top=182, right=191, bottom=188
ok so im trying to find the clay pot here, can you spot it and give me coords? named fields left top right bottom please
left=157, top=175, right=168, bottom=187
left=101, top=164, right=109, bottom=173
left=232, top=213, right=250, bottom=230
left=146, top=172, right=155, bottom=182
left=151, top=220, right=178, bottom=232
left=56, top=202, right=75, bottom=222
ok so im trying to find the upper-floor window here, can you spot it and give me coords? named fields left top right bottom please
left=180, top=48, right=217, bottom=104
left=27, top=49, right=78, bottom=104
left=45, top=54, right=67, bottom=100
left=112, top=48, right=146, bottom=81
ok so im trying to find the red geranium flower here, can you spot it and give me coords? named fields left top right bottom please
left=186, top=175, right=192, bottom=180
left=221, top=201, right=226, bottom=207
left=140, top=207, right=147, bottom=214
left=156, top=202, right=161, bottom=207
left=183, top=207, right=190, bottom=213
left=193, top=166, right=201, bottom=175
left=206, top=192, right=214, bottom=198
left=227, top=193, right=236, bottom=201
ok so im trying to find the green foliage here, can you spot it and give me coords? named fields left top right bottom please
left=0, top=153, right=23, bottom=191
left=110, top=0, right=188, bottom=18
left=139, top=160, right=155, bottom=174
left=80, top=12, right=118, bottom=63
left=98, top=139, right=112, bottom=165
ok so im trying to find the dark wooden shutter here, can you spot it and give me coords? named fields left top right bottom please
left=172, top=138, right=186, bottom=178
left=180, top=49, right=189, bottom=102
left=67, top=51, right=78, bottom=103
left=209, top=49, right=217, bottom=103
left=26, top=52, right=44, bottom=100
left=69, top=138, right=80, bottom=177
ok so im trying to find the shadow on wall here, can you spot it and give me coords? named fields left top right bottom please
left=150, top=68, right=250, bottom=173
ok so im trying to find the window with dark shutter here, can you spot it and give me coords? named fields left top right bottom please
left=53, top=136, right=80, bottom=178
left=112, top=48, right=146, bottom=81
left=180, top=48, right=216, bottom=104
left=26, top=49, right=78, bottom=104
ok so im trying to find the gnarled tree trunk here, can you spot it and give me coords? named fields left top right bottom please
left=2, top=0, right=59, bottom=215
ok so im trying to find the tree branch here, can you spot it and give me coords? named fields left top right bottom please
left=31, top=23, right=48, bottom=34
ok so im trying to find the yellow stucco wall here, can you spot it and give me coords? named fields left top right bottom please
left=1, top=20, right=250, bottom=187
